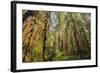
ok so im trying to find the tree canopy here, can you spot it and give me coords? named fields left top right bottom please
left=22, top=10, right=91, bottom=62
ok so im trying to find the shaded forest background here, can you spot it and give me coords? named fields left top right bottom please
left=22, top=10, right=91, bottom=62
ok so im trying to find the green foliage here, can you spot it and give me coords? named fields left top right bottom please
left=22, top=10, right=91, bottom=62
